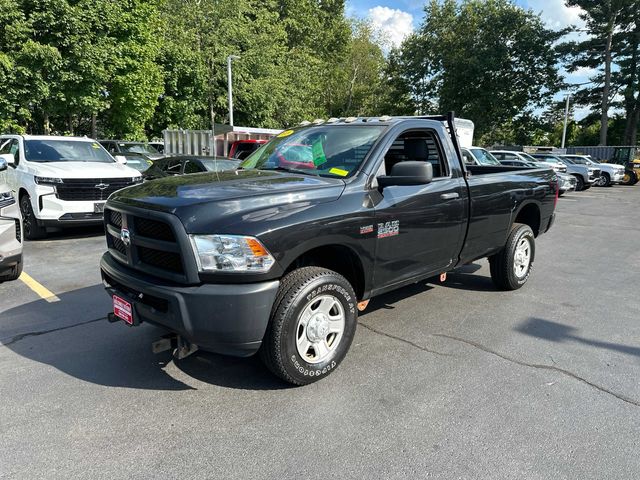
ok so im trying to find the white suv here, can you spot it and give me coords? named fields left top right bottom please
left=0, top=135, right=142, bottom=239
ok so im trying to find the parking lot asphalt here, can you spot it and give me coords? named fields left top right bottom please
left=1, top=186, right=639, bottom=479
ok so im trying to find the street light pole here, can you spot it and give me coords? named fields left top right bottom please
left=561, top=93, right=571, bottom=149
left=227, top=55, right=240, bottom=127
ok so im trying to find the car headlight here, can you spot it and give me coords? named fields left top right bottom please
left=34, top=176, right=63, bottom=185
left=189, top=234, right=275, bottom=272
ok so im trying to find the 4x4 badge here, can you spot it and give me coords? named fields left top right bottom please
left=120, top=228, right=131, bottom=246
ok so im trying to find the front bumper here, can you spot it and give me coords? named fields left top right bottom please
left=612, top=171, right=625, bottom=183
left=0, top=199, right=22, bottom=273
left=34, top=187, right=105, bottom=225
left=100, top=252, right=280, bottom=357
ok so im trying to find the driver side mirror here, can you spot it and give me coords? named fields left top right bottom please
left=114, top=155, right=128, bottom=164
left=378, top=161, right=433, bottom=187
left=0, top=153, right=15, bottom=169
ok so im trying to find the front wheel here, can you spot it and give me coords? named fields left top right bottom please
left=20, top=194, right=47, bottom=240
left=600, top=173, right=611, bottom=187
left=260, top=267, right=358, bottom=385
left=489, top=223, right=535, bottom=291
left=621, top=172, right=634, bottom=185
left=573, top=175, right=585, bottom=191
left=0, top=260, right=22, bottom=283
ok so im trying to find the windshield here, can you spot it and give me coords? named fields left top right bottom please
left=470, top=148, right=501, bottom=166
left=567, top=156, right=591, bottom=165
left=241, top=125, right=386, bottom=178
left=519, top=153, right=538, bottom=163
left=120, top=143, right=159, bottom=155
left=533, top=154, right=562, bottom=164
left=24, top=139, right=115, bottom=163
left=123, top=157, right=153, bottom=172
left=201, top=159, right=239, bottom=172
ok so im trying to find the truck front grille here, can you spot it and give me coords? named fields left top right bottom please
left=55, top=178, right=138, bottom=201
left=104, top=206, right=190, bottom=282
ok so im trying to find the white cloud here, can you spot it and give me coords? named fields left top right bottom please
left=368, top=6, right=414, bottom=49
left=523, top=0, right=585, bottom=30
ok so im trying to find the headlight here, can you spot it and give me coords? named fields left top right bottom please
left=0, top=190, right=15, bottom=207
left=34, top=176, right=63, bottom=185
left=189, top=234, right=275, bottom=272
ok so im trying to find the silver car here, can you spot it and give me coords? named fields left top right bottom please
left=0, top=156, right=23, bottom=282
left=530, top=153, right=597, bottom=191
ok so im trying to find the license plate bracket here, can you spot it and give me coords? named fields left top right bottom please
left=112, top=294, right=138, bottom=326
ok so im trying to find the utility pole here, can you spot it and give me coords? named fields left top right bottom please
left=227, top=55, right=240, bottom=126
left=561, top=93, right=571, bottom=149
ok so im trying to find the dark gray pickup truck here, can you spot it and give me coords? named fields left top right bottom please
left=100, top=114, right=558, bottom=385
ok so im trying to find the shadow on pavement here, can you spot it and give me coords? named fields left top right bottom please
left=431, top=262, right=497, bottom=292
left=516, top=317, right=640, bottom=359
left=29, top=224, right=105, bottom=242
left=1, top=285, right=287, bottom=391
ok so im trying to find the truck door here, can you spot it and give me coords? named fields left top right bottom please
left=372, top=129, right=466, bottom=289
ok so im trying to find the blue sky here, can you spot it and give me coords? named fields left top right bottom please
left=346, top=0, right=595, bottom=118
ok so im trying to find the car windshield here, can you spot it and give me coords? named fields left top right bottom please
left=470, top=148, right=501, bottom=166
left=534, top=155, right=562, bottom=164
left=567, top=156, right=592, bottom=165
left=123, top=157, right=153, bottom=172
left=200, top=159, right=239, bottom=172
left=241, top=125, right=386, bottom=178
left=120, top=143, right=159, bottom=155
left=519, top=153, right=539, bottom=163
left=24, top=139, right=115, bottom=163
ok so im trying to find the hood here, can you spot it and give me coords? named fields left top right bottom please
left=109, top=169, right=346, bottom=232
left=28, top=161, right=141, bottom=179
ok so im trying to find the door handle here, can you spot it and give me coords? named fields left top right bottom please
left=440, top=192, right=459, bottom=200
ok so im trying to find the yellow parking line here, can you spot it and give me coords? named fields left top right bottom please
left=19, top=272, right=60, bottom=303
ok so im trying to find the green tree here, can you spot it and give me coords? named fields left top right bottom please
left=560, top=0, right=635, bottom=145
left=396, top=0, right=562, bottom=143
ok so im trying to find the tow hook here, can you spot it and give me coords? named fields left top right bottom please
left=151, top=334, right=199, bottom=360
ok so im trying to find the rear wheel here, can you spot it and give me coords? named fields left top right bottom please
left=20, top=194, right=47, bottom=240
left=0, top=260, right=22, bottom=283
left=260, top=267, right=358, bottom=385
left=573, top=175, right=585, bottom=191
left=489, top=223, right=535, bottom=291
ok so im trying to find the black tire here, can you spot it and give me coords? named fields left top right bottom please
left=621, top=172, right=634, bottom=185
left=0, top=260, right=22, bottom=283
left=573, top=175, right=584, bottom=191
left=632, top=175, right=639, bottom=185
left=260, top=266, right=358, bottom=385
left=20, top=194, right=47, bottom=240
left=489, top=223, right=535, bottom=291
left=600, top=173, right=611, bottom=187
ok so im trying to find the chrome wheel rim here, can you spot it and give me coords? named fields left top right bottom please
left=513, top=237, right=531, bottom=278
left=295, top=295, right=345, bottom=364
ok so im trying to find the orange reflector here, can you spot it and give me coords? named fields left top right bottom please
left=440, top=273, right=447, bottom=282
left=357, top=300, right=369, bottom=312
left=245, top=238, right=269, bottom=257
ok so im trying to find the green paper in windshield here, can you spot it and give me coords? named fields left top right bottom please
left=312, top=140, right=327, bottom=166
